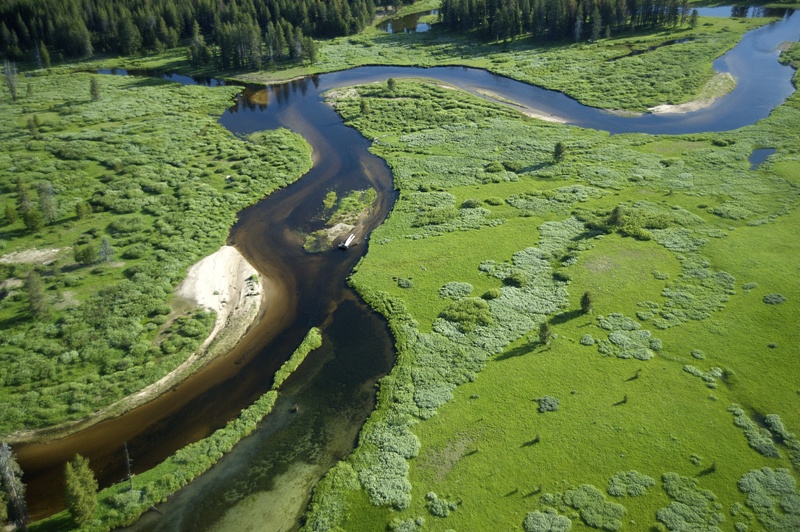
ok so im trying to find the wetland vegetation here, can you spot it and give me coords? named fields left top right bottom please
left=2, top=1, right=800, bottom=530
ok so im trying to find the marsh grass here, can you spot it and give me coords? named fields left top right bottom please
left=305, top=61, right=800, bottom=529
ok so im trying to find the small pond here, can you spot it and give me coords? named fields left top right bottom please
left=749, top=147, right=777, bottom=169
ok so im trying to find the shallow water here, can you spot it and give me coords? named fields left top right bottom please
left=749, top=147, right=777, bottom=169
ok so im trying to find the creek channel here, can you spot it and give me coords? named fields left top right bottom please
left=17, top=9, right=799, bottom=529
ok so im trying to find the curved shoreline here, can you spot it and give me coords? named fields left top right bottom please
left=6, top=246, right=268, bottom=446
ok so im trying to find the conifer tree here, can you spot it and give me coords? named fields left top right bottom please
left=65, top=454, right=98, bottom=525
left=26, top=270, right=48, bottom=320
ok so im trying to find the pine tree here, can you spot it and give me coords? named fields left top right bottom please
left=26, top=271, right=48, bottom=320
left=4, top=204, right=17, bottom=225
left=38, top=41, right=51, bottom=68
left=538, top=320, right=552, bottom=345
left=99, top=237, right=113, bottom=262
left=580, top=291, right=594, bottom=314
left=15, top=178, right=32, bottom=215
left=0, top=442, right=28, bottom=530
left=22, top=208, right=43, bottom=232
left=65, top=454, right=98, bottom=525
left=553, top=141, right=566, bottom=162
left=37, top=181, right=58, bottom=225
left=690, top=9, right=698, bottom=29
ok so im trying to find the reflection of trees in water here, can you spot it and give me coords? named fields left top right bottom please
left=730, top=6, right=793, bottom=18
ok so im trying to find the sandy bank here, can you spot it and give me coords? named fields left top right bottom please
left=177, top=245, right=262, bottom=350
left=648, top=72, right=735, bottom=115
left=7, top=246, right=267, bottom=444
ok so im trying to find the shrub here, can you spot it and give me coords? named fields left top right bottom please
left=536, top=395, right=559, bottom=413
left=562, top=484, right=626, bottom=531
left=580, top=334, right=595, bottom=346
left=657, top=473, right=724, bottom=531
left=438, top=282, right=474, bottom=300
left=691, top=349, right=706, bottom=360
left=397, top=278, right=413, bottom=289
left=763, top=294, right=787, bottom=305
left=523, top=510, right=571, bottom=532
left=461, top=198, right=482, bottom=208
left=482, top=287, right=502, bottom=300
left=728, top=404, right=781, bottom=458
left=505, top=270, right=529, bottom=287
left=425, top=492, right=457, bottom=518
left=439, top=297, right=493, bottom=333
left=738, top=468, right=800, bottom=530
left=607, top=470, right=655, bottom=497
left=485, top=197, right=503, bottom=206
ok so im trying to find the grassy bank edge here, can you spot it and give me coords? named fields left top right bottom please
left=29, top=327, right=322, bottom=531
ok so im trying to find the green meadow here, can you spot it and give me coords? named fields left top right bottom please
left=302, top=39, right=800, bottom=531
left=0, top=68, right=311, bottom=434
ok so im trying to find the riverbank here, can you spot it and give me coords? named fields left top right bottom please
left=6, top=246, right=267, bottom=445
left=647, top=72, right=736, bottom=114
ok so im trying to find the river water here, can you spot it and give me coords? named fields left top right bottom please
left=16, top=9, right=799, bottom=529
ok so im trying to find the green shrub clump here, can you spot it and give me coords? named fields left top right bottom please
left=272, top=328, right=323, bottom=390
left=482, top=287, right=502, bottom=300
left=728, top=404, right=781, bottom=458
left=536, top=395, right=559, bottom=413
left=523, top=509, right=571, bottom=532
left=438, top=282, right=474, bottom=300
left=562, top=484, right=626, bottom=531
left=439, top=297, right=493, bottom=333
left=657, top=472, right=724, bottom=531
left=607, top=470, right=655, bottom=497
left=737, top=468, right=800, bottom=530
left=763, top=294, right=787, bottom=304
left=425, top=492, right=457, bottom=517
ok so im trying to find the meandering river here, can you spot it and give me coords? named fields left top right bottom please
left=17, top=9, right=798, bottom=529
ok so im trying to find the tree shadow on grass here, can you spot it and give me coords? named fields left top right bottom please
left=494, top=340, right=543, bottom=361
left=0, top=309, right=30, bottom=331
left=697, top=463, right=717, bottom=477
left=550, top=308, right=582, bottom=325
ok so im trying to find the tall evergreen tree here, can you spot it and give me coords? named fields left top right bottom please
left=37, top=180, right=58, bottom=224
left=25, top=270, right=48, bottom=319
left=99, top=237, right=113, bottom=262
left=65, top=454, right=98, bottom=525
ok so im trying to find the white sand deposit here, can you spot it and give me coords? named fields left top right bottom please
left=177, top=245, right=262, bottom=350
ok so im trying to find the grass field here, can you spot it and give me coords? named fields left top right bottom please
left=302, top=43, right=800, bottom=530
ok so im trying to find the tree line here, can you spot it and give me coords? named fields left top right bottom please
left=439, top=0, right=697, bottom=42
left=2, top=442, right=99, bottom=529
left=0, top=0, right=376, bottom=68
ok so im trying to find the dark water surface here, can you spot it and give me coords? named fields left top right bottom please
left=17, top=10, right=800, bottom=528
left=749, top=147, right=777, bottom=169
